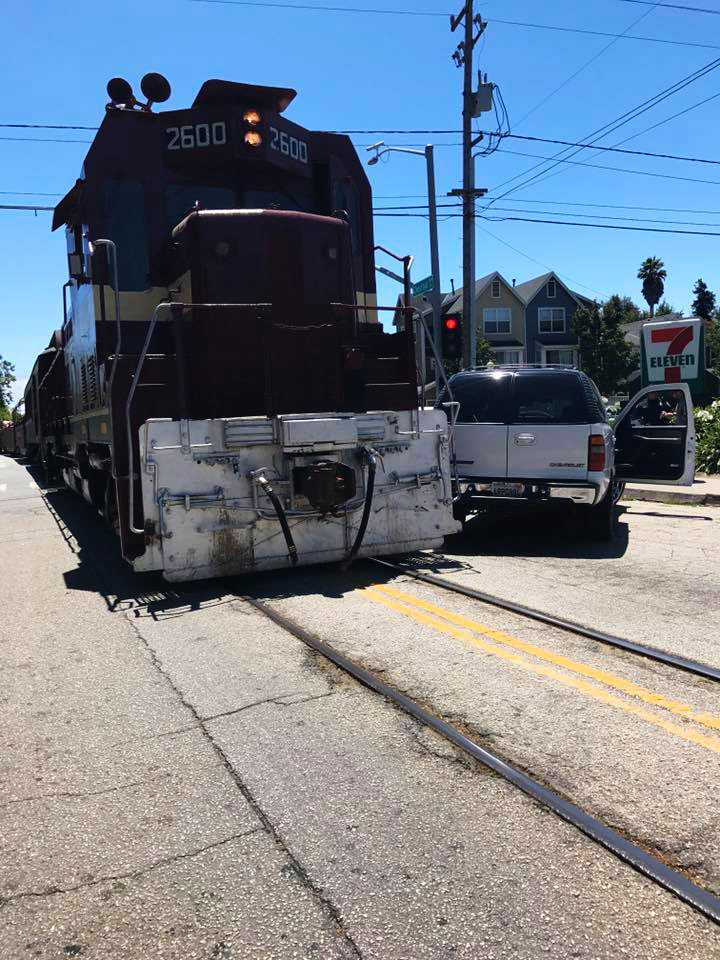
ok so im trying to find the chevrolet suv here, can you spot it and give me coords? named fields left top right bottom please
left=441, top=367, right=696, bottom=539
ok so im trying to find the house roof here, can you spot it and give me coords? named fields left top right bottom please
left=445, top=271, right=525, bottom=313
left=514, top=271, right=589, bottom=307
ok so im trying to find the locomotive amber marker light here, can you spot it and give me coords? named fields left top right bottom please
left=244, top=131, right=262, bottom=147
left=243, top=109, right=261, bottom=125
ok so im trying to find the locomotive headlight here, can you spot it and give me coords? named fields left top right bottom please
left=243, top=109, right=261, bottom=126
left=244, top=130, right=263, bottom=147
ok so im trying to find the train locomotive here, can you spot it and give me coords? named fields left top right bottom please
left=19, top=73, right=459, bottom=580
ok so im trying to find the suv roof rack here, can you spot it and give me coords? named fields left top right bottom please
left=468, top=363, right=579, bottom=372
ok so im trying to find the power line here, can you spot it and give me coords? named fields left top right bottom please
left=618, top=0, right=720, bottom=12
left=189, top=0, right=447, bottom=14
left=0, top=136, right=92, bottom=144
left=513, top=4, right=657, bottom=129
left=607, top=89, right=720, bottom=146
left=485, top=131, right=720, bottom=167
left=494, top=146, right=720, bottom=188
left=352, top=128, right=720, bottom=167
left=475, top=224, right=608, bottom=298
left=488, top=15, right=720, bottom=50
left=375, top=211, right=720, bottom=236
left=0, top=204, right=54, bottom=211
left=0, top=191, right=62, bottom=197
left=0, top=123, right=97, bottom=131
left=488, top=54, right=720, bottom=202
left=375, top=199, right=720, bottom=227
left=190, top=0, right=720, bottom=49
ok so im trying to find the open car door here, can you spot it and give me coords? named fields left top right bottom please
left=613, top=382, right=696, bottom=485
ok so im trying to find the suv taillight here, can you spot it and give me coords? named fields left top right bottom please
left=588, top=434, right=605, bottom=472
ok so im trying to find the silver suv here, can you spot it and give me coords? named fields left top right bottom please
left=441, top=368, right=696, bottom=539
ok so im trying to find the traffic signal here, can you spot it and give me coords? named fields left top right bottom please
left=442, top=314, right=463, bottom=363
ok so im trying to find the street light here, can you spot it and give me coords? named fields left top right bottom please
left=367, top=141, right=443, bottom=369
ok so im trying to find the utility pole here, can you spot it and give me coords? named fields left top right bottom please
left=424, top=144, right=443, bottom=369
left=450, top=3, right=488, bottom=370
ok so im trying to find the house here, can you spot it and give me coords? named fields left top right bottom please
left=514, top=272, right=592, bottom=368
left=446, top=271, right=526, bottom=364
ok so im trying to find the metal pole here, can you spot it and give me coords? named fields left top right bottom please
left=425, top=144, right=443, bottom=373
left=462, top=0, right=476, bottom=371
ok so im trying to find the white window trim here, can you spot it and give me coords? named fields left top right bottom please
left=490, top=280, right=501, bottom=299
left=483, top=307, right=512, bottom=334
left=538, top=306, right=566, bottom=333
left=492, top=348, right=523, bottom=364
left=547, top=279, right=556, bottom=299
left=541, top=345, right=577, bottom=367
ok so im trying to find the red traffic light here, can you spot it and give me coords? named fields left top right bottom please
left=445, top=317, right=458, bottom=330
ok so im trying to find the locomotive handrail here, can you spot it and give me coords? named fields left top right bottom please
left=125, top=301, right=272, bottom=535
left=89, top=240, right=121, bottom=392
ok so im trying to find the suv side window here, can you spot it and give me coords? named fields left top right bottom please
left=512, top=373, right=589, bottom=424
left=443, top=375, right=511, bottom=424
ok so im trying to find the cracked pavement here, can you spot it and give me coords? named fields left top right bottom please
left=1, top=455, right=720, bottom=959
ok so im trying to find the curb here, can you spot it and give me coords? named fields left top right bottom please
left=622, top=488, right=720, bottom=507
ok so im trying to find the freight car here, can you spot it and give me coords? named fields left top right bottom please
left=23, top=73, right=458, bottom=579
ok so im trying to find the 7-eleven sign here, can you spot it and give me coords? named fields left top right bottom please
left=642, top=318, right=703, bottom=385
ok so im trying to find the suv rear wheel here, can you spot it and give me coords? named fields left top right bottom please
left=580, top=490, right=616, bottom=541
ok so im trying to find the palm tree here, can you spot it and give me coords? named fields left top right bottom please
left=637, top=257, right=667, bottom=318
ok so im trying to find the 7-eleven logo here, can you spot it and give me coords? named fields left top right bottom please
left=646, top=323, right=699, bottom=384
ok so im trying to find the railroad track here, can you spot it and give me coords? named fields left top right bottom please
left=243, top=592, right=720, bottom=928
left=368, top=557, right=720, bottom=684
left=38, top=486, right=720, bottom=928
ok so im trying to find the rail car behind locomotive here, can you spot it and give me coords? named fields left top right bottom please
left=26, top=73, right=459, bottom=579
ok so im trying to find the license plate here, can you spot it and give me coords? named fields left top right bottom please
left=491, top=482, right=525, bottom=497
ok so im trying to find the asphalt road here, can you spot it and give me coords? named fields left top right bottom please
left=2, top=454, right=719, bottom=959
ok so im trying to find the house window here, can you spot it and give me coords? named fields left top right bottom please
left=483, top=307, right=511, bottom=334
left=490, top=280, right=501, bottom=299
left=538, top=306, right=566, bottom=333
left=544, top=348, right=576, bottom=366
left=547, top=279, right=557, bottom=298
left=492, top=349, right=522, bottom=365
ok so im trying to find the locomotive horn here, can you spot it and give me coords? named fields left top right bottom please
left=106, top=77, right=135, bottom=107
left=140, top=72, right=171, bottom=106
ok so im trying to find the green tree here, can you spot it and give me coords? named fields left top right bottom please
left=0, top=355, right=16, bottom=420
left=637, top=256, right=667, bottom=317
left=692, top=278, right=716, bottom=320
left=476, top=336, right=494, bottom=366
left=707, top=317, right=720, bottom=373
left=655, top=300, right=676, bottom=316
left=573, top=302, right=637, bottom=395
left=601, top=294, right=642, bottom=327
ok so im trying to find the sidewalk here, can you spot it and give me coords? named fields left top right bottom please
left=622, top=473, right=720, bottom=506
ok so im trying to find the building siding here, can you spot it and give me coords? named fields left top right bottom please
left=524, top=280, right=580, bottom=363
left=476, top=282, right=525, bottom=349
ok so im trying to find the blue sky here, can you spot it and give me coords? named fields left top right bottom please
left=3, top=0, right=720, bottom=398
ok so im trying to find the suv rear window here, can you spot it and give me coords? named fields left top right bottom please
left=442, top=374, right=511, bottom=424
left=512, top=373, right=588, bottom=424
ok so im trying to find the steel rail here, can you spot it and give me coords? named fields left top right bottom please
left=369, top=558, right=720, bottom=683
left=243, top=595, right=720, bottom=927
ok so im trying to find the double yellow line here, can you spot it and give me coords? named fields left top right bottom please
left=362, top=583, right=720, bottom=755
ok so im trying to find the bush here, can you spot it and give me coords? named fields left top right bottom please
left=695, top=400, right=720, bottom=474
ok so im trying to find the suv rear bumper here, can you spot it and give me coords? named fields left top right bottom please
left=457, top=479, right=599, bottom=506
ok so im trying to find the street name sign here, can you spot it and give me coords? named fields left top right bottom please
left=412, top=275, right=435, bottom=297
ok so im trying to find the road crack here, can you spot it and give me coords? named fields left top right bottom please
left=122, top=610, right=363, bottom=959
left=0, top=829, right=260, bottom=908
left=140, top=691, right=338, bottom=742
left=0, top=774, right=171, bottom=809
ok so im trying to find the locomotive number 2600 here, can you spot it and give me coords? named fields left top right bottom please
left=165, top=121, right=228, bottom=150
left=269, top=126, right=308, bottom=163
